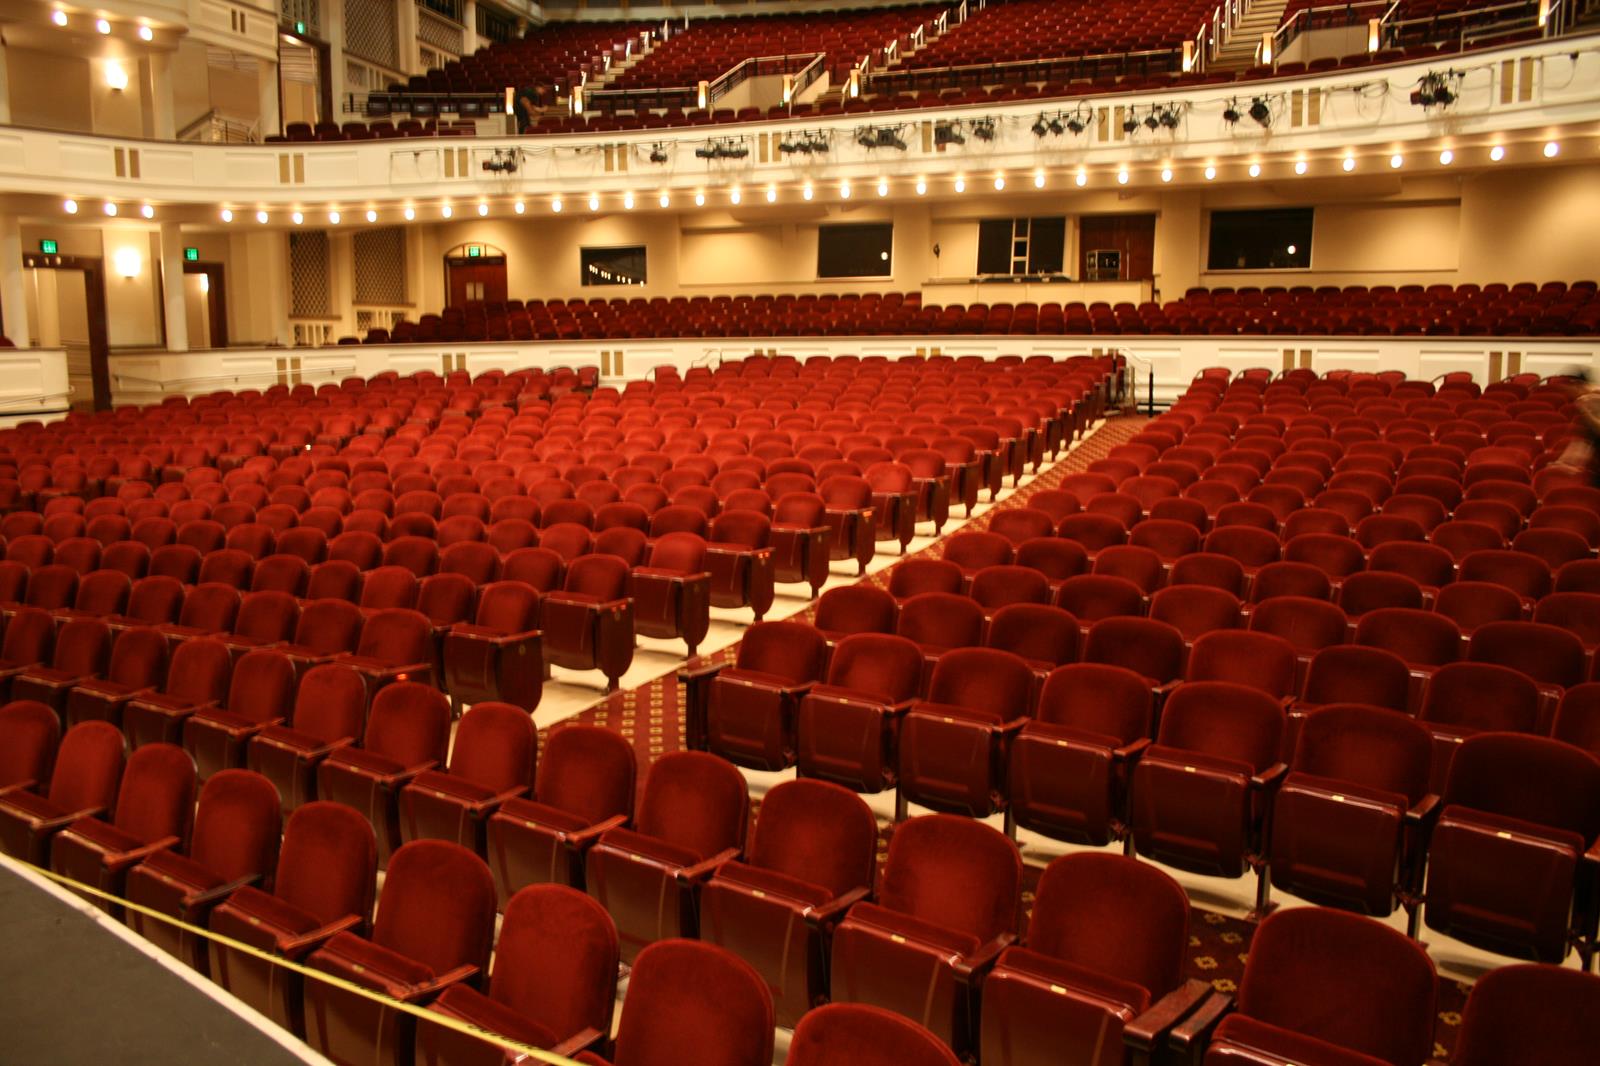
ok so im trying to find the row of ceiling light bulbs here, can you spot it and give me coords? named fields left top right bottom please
left=49, top=8, right=156, bottom=41
left=60, top=140, right=1565, bottom=223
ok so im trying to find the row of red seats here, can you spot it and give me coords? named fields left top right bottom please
left=10, top=697, right=1588, bottom=1065
left=368, top=283, right=1600, bottom=344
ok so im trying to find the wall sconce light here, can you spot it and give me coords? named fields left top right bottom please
left=104, top=60, right=129, bottom=92
left=113, top=247, right=142, bottom=278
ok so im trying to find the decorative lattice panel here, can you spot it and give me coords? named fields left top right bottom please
left=354, top=227, right=407, bottom=305
left=418, top=7, right=465, bottom=55
left=346, top=0, right=399, bottom=69
left=356, top=308, right=407, bottom=333
left=289, top=230, right=331, bottom=317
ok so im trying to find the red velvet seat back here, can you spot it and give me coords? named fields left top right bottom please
left=491, top=884, right=619, bottom=1043
left=1035, top=663, right=1153, bottom=742
left=290, top=664, right=368, bottom=741
left=610, top=940, right=774, bottom=1066
left=1027, top=852, right=1188, bottom=1001
left=1082, top=618, right=1184, bottom=684
left=0, top=700, right=60, bottom=790
left=747, top=779, right=876, bottom=898
left=275, top=801, right=377, bottom=926
left=1237, top=908, right=1436, bottom=1066
left=634, top=750, right=748, bottom=861
left=190, top=769, right=282, bottom=886
left=878, top=814, right=1020, bottom=945
left=1156, top=682, right=1283, bottom=773
left=814, top=586, right=897, bottom=637
left=1444, top=733, right=1600, bottom=843
left=362, top=682, right=450, bottom=767
left=448, top=702, right=536, bottom=793
left=1452, top=963, right=1600, bottom=1066
left=735, top=621, right=828, bottom=684
left=897, top=592, right=985, bottom=650
left=537, top=724, right=636, bottom=824
left=788, top=1003, right=959, bottom=1066
left=373, top=840, right=496, bottom=977
left=226, top=650, right=297, bottom=726
left=113, top=743, right=198, bottom=845
left=1293, top=704, right=1432, bottom=805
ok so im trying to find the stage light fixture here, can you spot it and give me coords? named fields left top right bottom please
left=1248, top=98, right=1271, bottom=126
left=1222, top=99, right=1241, bottom=124
left=648, top=144, right=669, bottom=163
left=1032, top=117, right=1049, bottom=137
left=971, top=118, right=995, bottom=142
left=934, top=121, right=965, bottom=146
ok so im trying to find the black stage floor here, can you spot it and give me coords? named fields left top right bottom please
left=0, top=859, right=318, bottom=1066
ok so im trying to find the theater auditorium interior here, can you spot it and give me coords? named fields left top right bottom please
left=1, top=0, right=1600, bottom=1063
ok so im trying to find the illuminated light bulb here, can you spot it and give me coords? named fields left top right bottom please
left=365, top=209, right=377, bottom=222
left=328, top=210, right=341, bottom=224
left=64, top=199, right=78, bottom=214
left=1543, top=141, right=1559, bottom=157
left=1389, top=153, right=1403, bottom=169
left=729, top=187, right=741, bottom=205
left=103, top=202, right=117, bottom=216
left=1294, top=160, right=1308, bottom=175
left=219, top=208, right=232, bottom=222
left=403, top=207, right=415, bottom=220
left=256, top=210, right=269, bottom=224
left=659, top=192, right=671, bottom=208
left=953, top=176, right=965, bottom=193
left=765, top=186, right=777, bottom=203
left=623, top=192, right=635, bottom=209
left=877, top=179, right=889, bottom=197
left=1342, top=156, right=1356, bottom=172
left=1489, top=145, right=1505, bottom=162
left=96, top=18, right=110, bottom=34
left=1203, top=165, right=1216, bottom=181
left=477, top=202, right=488, bottom=216
left=993, top=175, right=1005, bottom=191
left=138, top=25, right=153, bottom=42
left=915, top=179, right=927, bottom=195
left=551, top=197, right=562, bottom=212
left=694, top=191, right=705, bottom=206
left=1248, top=163, right=1261, bottom=178
left=1439, top=149, right=1453, bottom=165
left=52, top=11, right=68, bottom=27
left=801, top=184, right=814, bottom=201
left=513, top=200, right=525, bottom=214
left=588, top=193, right=600, bottom=211
left=140, top=204, right=154, bottom=218
left=1117, top=169, right=1129, bottom=185
left=1075, top=170, right=1088, bottom=187
left=291, top=211, right=303, bottom=225
left=440, top=204, right=453, bottom=218
left=1034, top=171, right=1046, bottom=188
left=1160, top=167, right=1173, bottom=183
left=840, top=181, right=851, bottom=199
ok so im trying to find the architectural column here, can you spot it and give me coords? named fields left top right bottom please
left=158, top=221, right=188, bottom=352
left=257, top=58, right=281, bottom=139
left=397, top=1, right=422, bottom=76
left=330, top=231, right=356, bottom=340
left=144, top=51, right=176, bottom=140
left=324, top=0, right=348, bottom=121
left=0, top=40, right=13, bottom=125
left=0, top=214, right=31, bottom=347
left=462, top=1, right=480, bottom=55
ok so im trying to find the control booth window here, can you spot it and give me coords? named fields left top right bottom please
left=976, top=217, right=1067, bottom=276
left=1207, top=208, right=1314, bottom=270
left=582, top=246, right=647, bottom=286
left=817, top=223, right=894, bottom=278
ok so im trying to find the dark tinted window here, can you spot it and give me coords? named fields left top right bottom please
left=977, top=217, right=1066, bottom=275
left=817, top=223, right=893, bottom=278
left=581, top=246, right=647, bottom=286
left=1207, top=208, right=1313, bottom=270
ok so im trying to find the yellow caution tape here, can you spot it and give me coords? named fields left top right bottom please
left=12, top=859, right=589, bottom=1066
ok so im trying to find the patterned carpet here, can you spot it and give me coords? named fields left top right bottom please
left=551, top=413, right=1471, bottom=1060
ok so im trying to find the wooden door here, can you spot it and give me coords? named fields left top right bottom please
left=446, top=256, right=508, bottom=306
left=1079, top=214, right=1156, bottom=282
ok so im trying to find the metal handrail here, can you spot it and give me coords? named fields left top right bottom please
left=865, top=45, right=1186, bottom=94
left=1272, top=0, right=1390, bottom=54
left=110, top=364, right=358, bottom=391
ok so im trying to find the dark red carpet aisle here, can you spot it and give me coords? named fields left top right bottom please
left=548, top=413, right=1469, bottom=1060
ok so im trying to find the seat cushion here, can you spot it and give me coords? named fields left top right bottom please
left=65, top=816, right=146, bottom=853
left=1207, top=1013, right=1391, bottom=1066
left=843, top=901, right=981, bottom=958
left=222, top=884, right=323, bottom=938
left=714, top=859, right=833, bottom=908
left=595, top=825, right=703, bottom=868
left=0, top=789, right=67, bottom=823
left=136, top=848, right=224, bottom=893
left=993, top=946, right=1152, bottom=1014
left=497, top=797, right=590, bottom=835
left=313, top=931, right=434, bottom=995
left=431, top=984, right=560, bottom=1050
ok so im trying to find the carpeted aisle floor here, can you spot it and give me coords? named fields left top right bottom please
left=549, top=413, right=1470, bottom=1061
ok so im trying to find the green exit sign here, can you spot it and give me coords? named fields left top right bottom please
left=467, top=245, right=483, bottom=258
left=295, top=20, right=306, bottom=34
left=184, top=247, right=199, bottom=261
left=39, top=239, right=58, bottom=254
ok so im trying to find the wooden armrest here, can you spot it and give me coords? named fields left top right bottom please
left=19, top=804, right=106, bottom=832
left=1250, top=762, right=1288, bottom=790
left=674, top=847, right=741, bottom=884
left=547, top=1026, right=607, bottom=1060
left=184, top=873, right=262, bottom=909
left=678, top=658, right=727, bottom=683
left=803, top=885, right=870, bottom=930
left=1168, top=990, right=1232, bottom=1056
left=409, top=963, right=479, bottom=1000
left=1113, top=737, right=1152, bottom=761
left=290, top=736, right=355, bottom=761
left=0, top=780, right=35, bottom=797
left=1125, top=979, right=1212, bottom=1052
left=280, top=913, right=364, bottom=956
left=1405, top=793, right=1441, bottom=825
left=953, top=931, right=1015, bottom=983
left=554, top=813, right=628, bottom=850
left=105, top=835, right=181, bottom=871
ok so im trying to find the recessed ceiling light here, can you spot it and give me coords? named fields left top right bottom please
left=1439, top=149, right=1453, bottom=165
left=1203, top=166, right=1216, bottom=181
left=914, top=179, right=927, bottom=195
left=659, top=193, right=671, bottom=208
left=551, top=197, right=562, bottom=212
left=52, top=11, right=68, bottom=27
left=694, top=191, right=705, bottom=206
left=365, top=209, right=377, bottom=222
left=623, top=192, right=635, bottom=209
left=1489, top=145, right=1506, bottom=162
left=1248, top=163, right=1261, bottom=178
left=1543, top=141, right=1560, bottom=157
left=219, top=208, right=232, bottom=222
left=1034, top=171, right=1046, bottom=188
left=1294, top=160, right=1308, bottom=175
left=140, top=204, right=154, bottom=219
left=1342, top=156, right=1356, bottom=172
left=477, top=203, right=488, bottom=216
left=103, top=202, right=117, bottom=216
left=64, top=199, right=78, bottom=214
left=513, top=200, right=525, bottom=214
left=729, top=188, right=741, bottom=205
left=138, top=25, right=153, bottom=42
left=878, top=179, right=889, bottom=197
left=953, top=177, right=965, bottom=193
left=95, top=18, right=110, bottom=34
left=802, top=184, right=813, bottom=201
left=328, top=210, right=341, bottom=224
left=1075, top=170, right=1088, bottom=187
left=403, top=207, right=415, bottom=220
left=1160, top=167, right=1173, bottom=183
left=1117, top=169, right=1129, bottom=185
left=256, top=210, right=269, bottom=224
left=840, top=181, right=851, bottom=199
left=291, top=211, right=303, bottom=225
left=588, top=194, right=600, bottom=211
left=765, top=186, right=777, bottom=203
